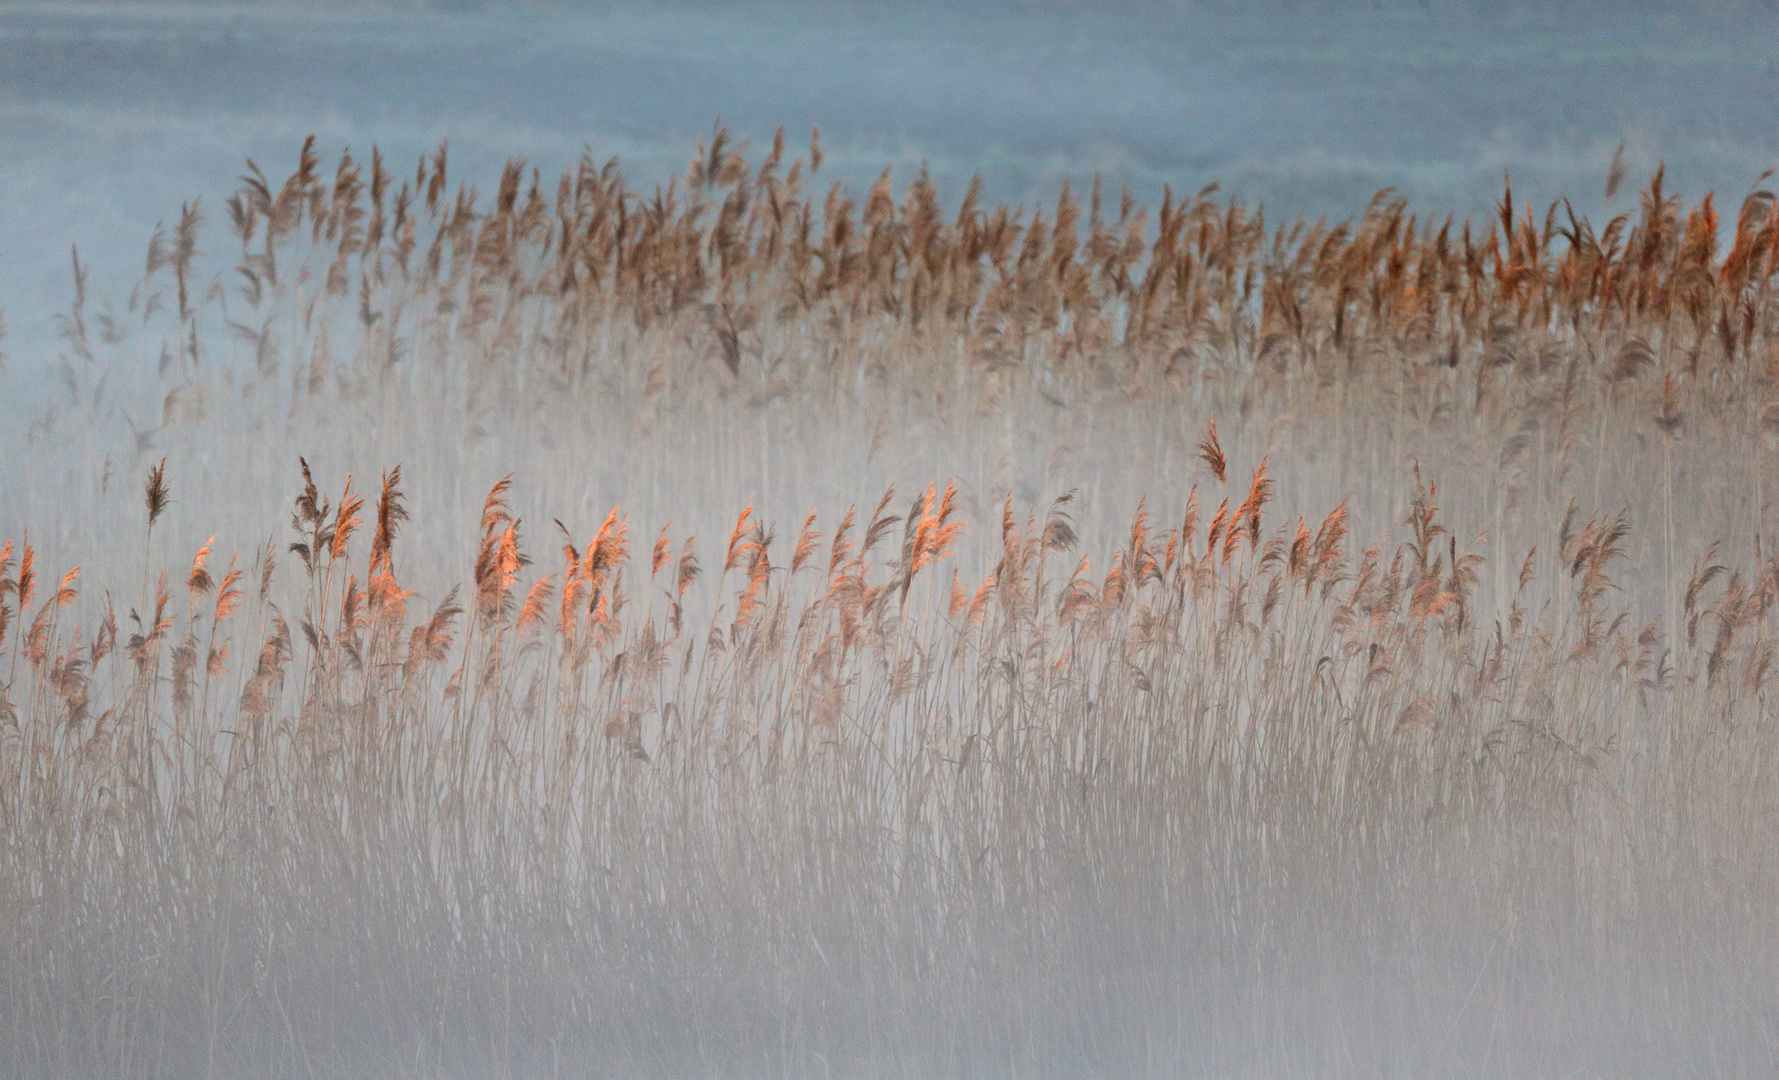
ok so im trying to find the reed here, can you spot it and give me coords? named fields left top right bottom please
left=78, top=128, right=1778, bottom=423
left=2, top=131, right=1777, bottom=1079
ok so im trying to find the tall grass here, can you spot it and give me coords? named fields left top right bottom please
left=2, top=131, right=1778, bottom=1078
left=30, top=128, right=1779, bottom=590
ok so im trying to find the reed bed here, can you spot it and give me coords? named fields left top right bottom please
left=3, top=131, right=1779, bottom=1078
left=73, top=125, right=1779, bottom=414
left=30, top=128, right=1779, bottom=591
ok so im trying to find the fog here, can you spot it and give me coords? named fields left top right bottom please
left=3, top=3, right=1778, bottom=1078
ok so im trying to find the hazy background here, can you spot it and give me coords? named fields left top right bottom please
left=3, top=7, right=1779, bottom=1077
left=3, top=0, right=1778, bottom=378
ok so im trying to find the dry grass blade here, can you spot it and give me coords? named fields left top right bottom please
left=144, top=458, right=170, bottom=530
left=1198, top=420, right=1226, bottom=486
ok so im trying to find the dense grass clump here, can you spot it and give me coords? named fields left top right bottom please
left=2, top=131, right=1778, bottom=1078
